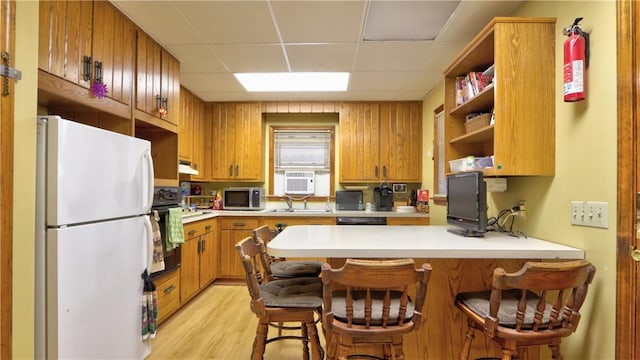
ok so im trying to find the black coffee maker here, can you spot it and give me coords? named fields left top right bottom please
left=374, top=182, right=394, bottom=212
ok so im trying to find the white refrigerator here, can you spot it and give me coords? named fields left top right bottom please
left=35, top=116, right=155, bottom=359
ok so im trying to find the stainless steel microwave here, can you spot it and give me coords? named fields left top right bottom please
left=222, top=187, right=265, bottom=210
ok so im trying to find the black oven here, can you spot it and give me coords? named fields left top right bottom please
left=151, top=187, right=182, bottom=278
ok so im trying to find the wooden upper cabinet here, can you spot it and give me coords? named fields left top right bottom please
left=379, top=102, right=422, bottom=182
left=191, top=98, right=209, bottom=181
left=340, top=102, right=422, bottom=183
left=178, top=88, right=195, bottom=163
left=38, top=0, right=135, bottom=119
left=38, top=0, right=93, bottom=88
left=210, top=103, right=264, bottom=181
left=135, top=31, right=181, bottom=131
left=339, top=103, right=380, bottom=183
left=443, top=17, right=556, bottom=176
left=91, top=1, right=134, bottom=106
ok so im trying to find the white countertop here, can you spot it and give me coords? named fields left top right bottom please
left=181, top=209, right=429, bottom=224
left=267, top=225, right=585, bottom=259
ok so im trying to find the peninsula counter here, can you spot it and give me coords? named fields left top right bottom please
left=267, top=225, right=585, bottom=360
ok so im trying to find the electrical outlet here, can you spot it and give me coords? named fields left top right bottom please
left=571, top=201, right=608, bottom=228
left=392, top=183, right=407, bottom=193
left=517, top=200, right=526, bottom=218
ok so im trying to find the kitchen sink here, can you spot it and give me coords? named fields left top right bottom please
left=267, top=208, right=332, bottom=213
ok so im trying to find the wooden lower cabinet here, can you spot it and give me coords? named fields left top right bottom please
left=261, top=216, right=334, bottom=229
left=154, top=268, right=180, bottom=324
left=180, top=219, right=217, bottom=303
left=218, top=217, right=260, bottom=279
left=387, top=216, right=430, bottom=225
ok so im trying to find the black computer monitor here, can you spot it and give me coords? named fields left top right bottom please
left=446, top=171, right=487, bottom=237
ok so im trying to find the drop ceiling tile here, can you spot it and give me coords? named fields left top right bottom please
left=285, top=44, right=357, bottom=72
left=349, top=72, right=415, bottom=91
left=420, top=42, right=468, bottom=72
left=271, top=1, right=366, bottom=43
left=112, top=1, right=201, bottom=45
left=180, top=72, right=244, bottom=93
left=211, top=44, right=288, bottom=72
left=437, top=1, right=523, bottom=42
left=165, top=45, right=227, bottom=73
left=354, top=42, right=433, bottom=71
left=401, top=71, right=443, bottom=90
left=363, top=1, right=459, bottom=41
left=173, top=1, right=279, bottom=44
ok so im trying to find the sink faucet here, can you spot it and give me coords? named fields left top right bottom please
left=282, top=196, right=293, bottom=211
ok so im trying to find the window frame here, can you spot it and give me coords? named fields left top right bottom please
left=268, top=125, right=335, bottom=200
left=432, top=104, right=447, bottom=205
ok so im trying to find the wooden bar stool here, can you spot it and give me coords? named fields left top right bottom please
left=253, top=225, right=322, bottom=280
left=235, top=236, right=324, bottom=360
left=454, top=260, right=596, bottom=360
left=321, top=258, right=432, bottom=360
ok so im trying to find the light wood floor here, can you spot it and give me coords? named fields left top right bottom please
left=148, top=283, right=326, bottom=359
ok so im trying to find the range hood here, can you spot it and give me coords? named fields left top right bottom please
left=178, top=161, right=199, bottom=175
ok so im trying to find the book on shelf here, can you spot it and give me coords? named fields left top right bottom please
left=455, top=67, right=494, bottom=106
left=481, top=64, right=495, bottom=85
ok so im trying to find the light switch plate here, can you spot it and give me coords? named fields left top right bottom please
left=392, top=183, right=407, bottom=193
left=571, top=201, right=608, bottom=228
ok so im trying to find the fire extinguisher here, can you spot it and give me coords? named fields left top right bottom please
left=563, top=17, right=590, bottom=102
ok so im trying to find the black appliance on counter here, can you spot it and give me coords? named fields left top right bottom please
left=151, top=186, right=182, bottom=278
left=336, top=217, right=387, bottom=225
left=374, top=183, right=394, bottom=211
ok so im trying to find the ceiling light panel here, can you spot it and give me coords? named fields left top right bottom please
left=235, top=72, right=349, bottom=92
left=363, top=1, right=460, bottom=41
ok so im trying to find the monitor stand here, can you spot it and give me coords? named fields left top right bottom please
left=446, top=227, right=485, bottom=237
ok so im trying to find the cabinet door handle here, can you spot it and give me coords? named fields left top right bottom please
left=383, top=166, right=387, bottom=178
left=83, top=55, right=92, bottom=81
left=375, top=166, right=379, bottom=178
left=205, top=225, right=212, bottom=231
left=94, top=60, right=103, bottom=83
left=235, top=165, right=239, bottom=177
left=163, top=285, right=176, bottom=294
left=197, top=239, right=202, bottom=254
left=233, top=222, right=246, bottom=227
left=201, top=239, right=206, bottom=252
left=228, top=165, right=233, bottom=177
left=188, top=229, right=197, bottom=236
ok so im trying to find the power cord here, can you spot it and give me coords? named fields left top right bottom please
left=487, top=206, right=527, bottom=238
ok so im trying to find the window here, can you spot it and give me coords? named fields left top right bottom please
left=269, top=126, right=335, bottom=197
left=433, top=105, right=447, bottom=205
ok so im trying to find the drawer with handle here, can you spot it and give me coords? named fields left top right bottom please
left=218, top=217, right=260, bottom=230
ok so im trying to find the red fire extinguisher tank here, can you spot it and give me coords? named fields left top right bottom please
left=563, top=18, right=588, bottom=102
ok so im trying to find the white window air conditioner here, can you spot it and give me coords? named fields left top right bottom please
left=284, top=171, right=315, bottom=195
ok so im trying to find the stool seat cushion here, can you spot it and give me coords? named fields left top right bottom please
left=271, top=260, right=323, bottom=278
left=260, top=277, right=323, bottom=308
left=456, top=289, right=553, bottom=329
left=331, top=290, right=415, bottom=325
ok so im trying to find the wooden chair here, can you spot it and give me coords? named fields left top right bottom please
left=253, top=225, right=322, bottom=280
left=321, top=258, right=432, bottom=360
left=235, top=236, right=324, bottom=360
left=455, top=259, right=596, bottom=360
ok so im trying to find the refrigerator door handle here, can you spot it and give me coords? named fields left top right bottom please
left=144, top=215, right=154, bottom=269
left=144, top=149, right=155, bottom=212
